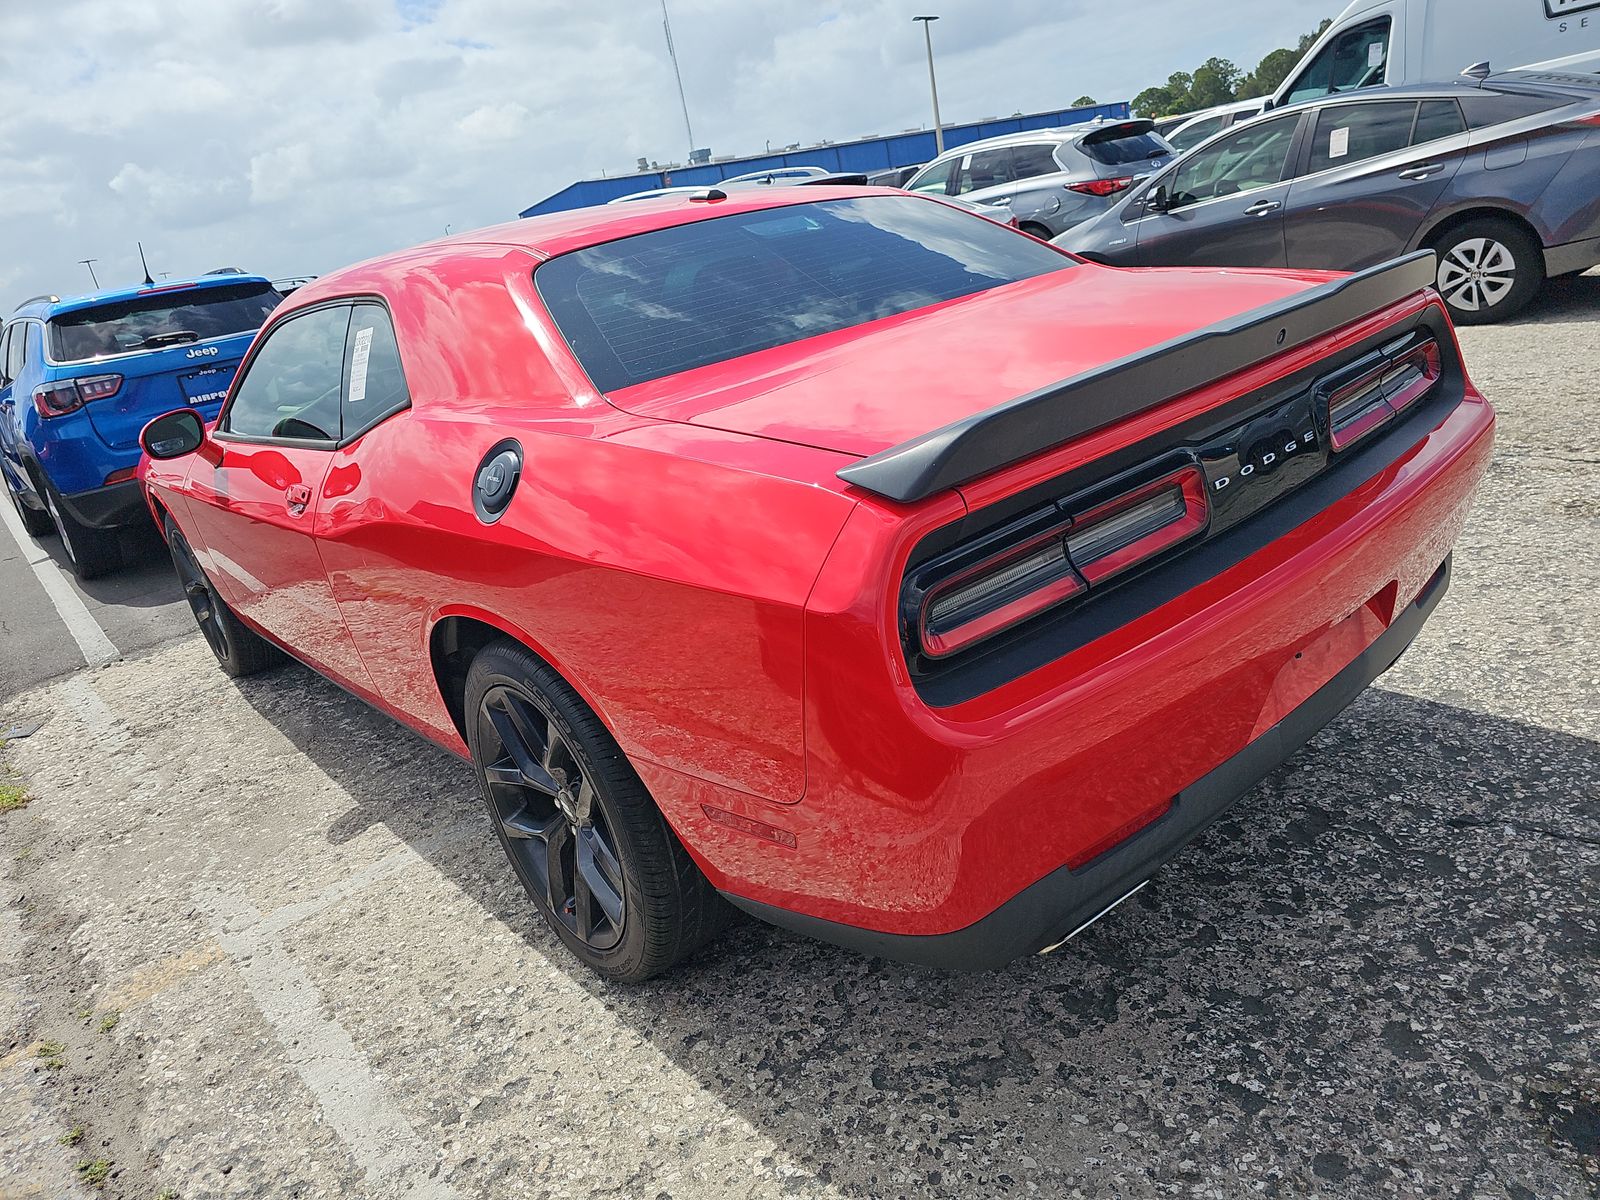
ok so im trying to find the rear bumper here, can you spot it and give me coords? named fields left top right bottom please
left=1544, top=236, right=1600, bottom=278
left=724, top=557, right=1449, bottom=969
left=58, top=479, right=144, bottom=529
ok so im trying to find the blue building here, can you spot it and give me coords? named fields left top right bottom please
left=520, top=100, right=1132, bottom=217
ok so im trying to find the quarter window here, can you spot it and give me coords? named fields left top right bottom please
left=340, top=304, right=410, bottom=439
left=1284, top=18, right=1391, bottom=104
left=1307, top=101, right=1418, bottom=174
left=223, top=305, right=351, bottom=442
left=1459, top=91, right=1565, bottom=130
left=1165, top=114, right=1298, bottom=208
left=5, top=323, right=28, bottom=382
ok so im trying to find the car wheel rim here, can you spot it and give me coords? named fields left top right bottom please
left=1437, top=237, right=1516, bottom=312
left=169, top=534, right=231, bottom=661
left=477, top=685, right=626, bottom=951
left=43, top=490, right=76, bottom=563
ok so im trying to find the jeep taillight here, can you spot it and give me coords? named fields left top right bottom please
left=910, top=464, right=1209, bottom=659
left=1325, top=339, right=1440, bottom=451
left=32, top=374, right=122, bottom=419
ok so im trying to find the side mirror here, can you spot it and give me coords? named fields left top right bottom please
left=1146, top=184, right=1172, bottom=213
left=139, top=408, right=206, bottom=460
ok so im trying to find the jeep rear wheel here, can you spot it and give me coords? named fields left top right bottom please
left=41, top=477, right=120, bottom=578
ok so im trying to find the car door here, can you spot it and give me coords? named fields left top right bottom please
left=1282, top=98, right=1468, bottom=271
left=181, top=301, right=377, bottom=696
left=1133, top=112, right=1304, bottom=267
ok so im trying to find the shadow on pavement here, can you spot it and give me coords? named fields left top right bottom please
left=234, top=660, right=1600, bottom=1197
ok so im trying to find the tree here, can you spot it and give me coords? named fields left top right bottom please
left=1131, top=17, right=1332, bottom=115
left=1132, top=86, right=1178, bottom=116
left=1071, top=95, right=1097, bottom=107
left=1188, top=57, right=1242, bottom=109
left=1238, top=48, right=1300, bottom=98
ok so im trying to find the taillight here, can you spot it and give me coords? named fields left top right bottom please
left=32, top=374, right=122, bottom=419
left=1325, top=339, right=1441, bottom=451
left=1066, top=177, right=1134, bottom=197
left=911, top=464, right=1209, bottom=658
left=1569, top=111, right=1600, bottom=127
left=1065, top=465, right=1208, bottom=585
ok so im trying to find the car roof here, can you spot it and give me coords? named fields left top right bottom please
left=1263, top=70, right=1600, bottom=118
left=286, top=185, right=922, bottom=304
left=920, top=118, right=1156, bottom=162
left=11, top=272, right=275, bottom=320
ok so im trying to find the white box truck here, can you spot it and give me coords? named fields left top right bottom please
left=1271, top=0, right=1600, bottom=107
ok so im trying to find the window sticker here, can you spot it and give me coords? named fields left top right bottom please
left=348, top=326, right=373, bottom=403
left=1368, top=41, right=1385, bottom=67
left=1328, top=126, right=1350, bottom=159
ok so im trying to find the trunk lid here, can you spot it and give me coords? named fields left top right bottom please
left=605, top=265, right=1334, bottom=460
left=79, top=337, right=255, bottom=450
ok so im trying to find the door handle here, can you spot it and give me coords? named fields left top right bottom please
left=1398, top=163, right=1442, bottom=180
left=285, top=483, right=311, bottom=515
left=1244, top=199, right=1281, bottom=216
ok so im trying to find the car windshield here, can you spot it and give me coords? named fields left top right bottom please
left=536, top=196, right=1075, bottom=392
left=49, top=282, right=282, bottom=363
left=1081, top=128, right=1171, bottom=165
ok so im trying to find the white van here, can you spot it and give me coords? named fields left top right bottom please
left=1271, top=0, right=1600, bottom=107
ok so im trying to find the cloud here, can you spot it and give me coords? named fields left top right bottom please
left=0, top=0, right=1333, bottom=306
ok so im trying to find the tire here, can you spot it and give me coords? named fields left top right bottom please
left=163, top=516, right=284, bottom=677
left=5, top=469, right=53, bottom=538
left=40, top=475, right=121, bottom=578
left=1431, top=219, right=1544, bottom=325
left=464, top=640, right=732, bottom=982
left=1018, top=221, right=1053, bottom=240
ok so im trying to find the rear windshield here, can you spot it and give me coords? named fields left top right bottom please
left=1082, top=129, right=1171, bottom=166
left=535, top=196, right=1073, bottom=392
left=48, top=282, right=282, bottom=363
left=1458, top=91, right=1568, bottom=130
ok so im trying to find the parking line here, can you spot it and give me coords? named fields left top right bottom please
left=0, top=491, right=118, bottom=667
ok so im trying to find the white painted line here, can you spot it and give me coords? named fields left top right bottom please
left=199, top=888, right=460, bottom=1200
left=0, top=488, right=119, bottom=667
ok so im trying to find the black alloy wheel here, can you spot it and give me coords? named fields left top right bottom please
left=6, top=470, right=54, bottom=538
left=478, top=685, right=627, bottom=951
left=163, top=516, right=283, bottom=677
left=464, top=640, right=731, bottom=982
left=41, top=476, right=120, bottom=578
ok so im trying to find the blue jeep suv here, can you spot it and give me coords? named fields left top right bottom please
left=0, top=275, right=281, bottom=576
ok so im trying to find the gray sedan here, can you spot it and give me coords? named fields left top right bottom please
left=1057, top=72, right=1600, bottom=323
left=904, top=120, right=1174, bottom=239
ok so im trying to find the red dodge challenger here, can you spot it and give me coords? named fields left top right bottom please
left=137, top=188, right=1493, bottom=982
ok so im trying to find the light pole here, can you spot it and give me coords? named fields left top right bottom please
left=913, top=16, right=944, bottom=155
left=78, top=258, right=100, bottom=288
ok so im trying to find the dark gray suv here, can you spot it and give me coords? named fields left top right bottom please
left=1057, top=72, right=1600, bottom=323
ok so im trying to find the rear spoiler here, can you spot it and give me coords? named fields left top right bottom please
left=836, top=250, right=1438, bottom=504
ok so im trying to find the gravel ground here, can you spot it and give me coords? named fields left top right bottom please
left=1, top=274, right=1597, bottom=1200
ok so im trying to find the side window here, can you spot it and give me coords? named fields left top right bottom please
left=1166, top=114, right=1299, bottom=208
left=5, top=323, right=28, bottom=383
left=955, top=148, right=1015, bottom=195
left=1168, top=113, right=1230, bottom=153
left=0, top=326, right=13, bottom=386
left=1412, top=99, right=1466, bottom=145
left=907, top=158, right=956, bottom=195
left=340, top=304, right=410, bottom=440
left=1284, top=18, right=1391, bottom=104
left=1459, top=92, right=1564, bottom=130
left=1010, top=143, right=1062, bottom=180
left=223, top=305, right=351, bottom=442
left=1307, top=101, right=1418, bottom=174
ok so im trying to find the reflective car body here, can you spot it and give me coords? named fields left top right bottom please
left=1059, top=72, right=1600, bottom=320
left=903, top=119, right=1176, bottom=238
left=139, top=187, right=1492, bottom=968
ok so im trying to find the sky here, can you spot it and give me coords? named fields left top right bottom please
left=0, top=0, right=1335, bottom=308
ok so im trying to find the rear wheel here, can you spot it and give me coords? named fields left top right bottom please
left=1018, top=221, right=1053, bottom=240
left=464, top=640, right=731, bottom=982
left=1432, top=219, right=1543, bottom=325
left=5, top=469, right=53, bottom=537
left=164, top=516, right=283, bottom=676
left=40, top=476, right=120, bottom=578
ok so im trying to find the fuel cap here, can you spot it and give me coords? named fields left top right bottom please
left=473, top=440, right=522, bottom=523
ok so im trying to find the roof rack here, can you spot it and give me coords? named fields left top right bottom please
left=14, top=294, right=59, bottom=310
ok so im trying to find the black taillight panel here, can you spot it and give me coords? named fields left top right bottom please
left=901, top=306, right=1466, bottom=705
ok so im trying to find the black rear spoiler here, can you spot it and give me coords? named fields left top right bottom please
left=836, top=251, right=1438, bottom=504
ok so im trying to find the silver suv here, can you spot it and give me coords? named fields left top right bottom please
left=903, top=119, right=1176, bottom=238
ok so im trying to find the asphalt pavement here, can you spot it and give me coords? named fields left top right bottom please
left=1, top=273, right=1596, bottom=1199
